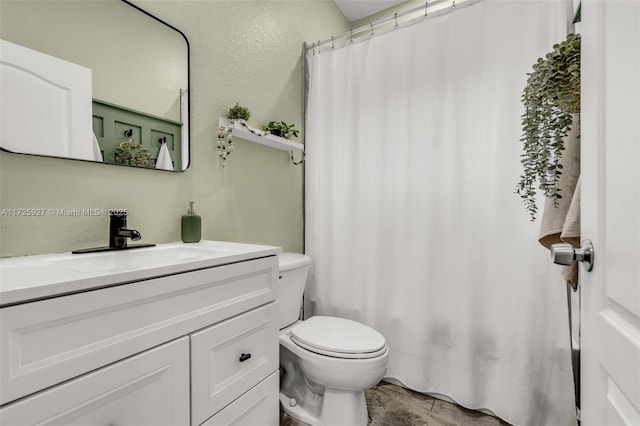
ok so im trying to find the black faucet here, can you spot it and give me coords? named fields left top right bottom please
left=109, top=212, right=142, bottom=249
left=72, top=211, right=154, bottom=254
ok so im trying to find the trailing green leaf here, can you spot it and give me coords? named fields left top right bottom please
left=516, top=33, right=580, bottom=221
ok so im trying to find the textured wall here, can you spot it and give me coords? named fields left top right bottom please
left=0, top=1, right=348, bottom=257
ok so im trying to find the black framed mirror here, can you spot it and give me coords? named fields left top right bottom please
left=0, top=0, right=190, bottom=171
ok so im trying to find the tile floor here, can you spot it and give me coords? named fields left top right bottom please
left=280, top=381, right=512, bottom=426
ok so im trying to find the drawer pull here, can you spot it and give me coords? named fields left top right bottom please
left=239, top=353, right=252, bottom=362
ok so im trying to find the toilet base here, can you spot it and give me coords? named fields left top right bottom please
left=279, top=389, right=369, bottom=426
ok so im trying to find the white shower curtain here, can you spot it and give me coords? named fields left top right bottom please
left=305, top=1, right=576, bottom=425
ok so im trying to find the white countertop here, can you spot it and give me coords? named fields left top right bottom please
left=0, top=240, right=281, bottom=306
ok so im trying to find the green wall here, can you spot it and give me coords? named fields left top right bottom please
left=0, top=1, right=349, bottom=257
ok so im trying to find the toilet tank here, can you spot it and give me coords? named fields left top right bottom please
left=278, top=253, right=311, bottom=330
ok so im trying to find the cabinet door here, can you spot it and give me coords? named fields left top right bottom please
left=0, top=337, right=190, bottom=426
left=191, top=303, right=278, bottom=425
left=201, top=372, right=279, bottom=426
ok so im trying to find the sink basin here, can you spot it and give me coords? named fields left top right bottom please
left=48, top=244, right=232, bottom=273
left=0, top=240, right=281, bottom=306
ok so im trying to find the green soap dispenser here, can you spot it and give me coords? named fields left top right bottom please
left=181, top=201, right=201, bottom=243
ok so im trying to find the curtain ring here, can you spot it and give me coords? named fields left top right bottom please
left=370, top=22, right=374, bottom=35
left=394, top=12, right=398, bottom=29
left=452, top=0, right=456, bottom=9
left=331, top=35, right=335, bottom=49
left=425, top=1, right=428, bottom=16
left=350, top=29, right=354, bottom=43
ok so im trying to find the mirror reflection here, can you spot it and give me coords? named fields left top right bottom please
left=0, top=0, right=189, bottom=171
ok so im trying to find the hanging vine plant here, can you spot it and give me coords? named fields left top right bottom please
left=217, top=123, right=235, bottom=167
left=516, top=33, right=581, bottom=221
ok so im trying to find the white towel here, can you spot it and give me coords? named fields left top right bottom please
left=538, top=114, right=580, bottom=289
left=91, top=132, right=103, bottom=162
left=155, top=143, right=174, bottom=171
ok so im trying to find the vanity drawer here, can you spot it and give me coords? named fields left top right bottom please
left=0, top=337, right=190, bottom=426
left=191, top=302, right=278, bottom=426
left=0, top=256, right=277, bottom=405
left=200, top=371, right=279, bottom=426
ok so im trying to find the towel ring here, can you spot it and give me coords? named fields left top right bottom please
left=290, top=150, right=304, bottom=166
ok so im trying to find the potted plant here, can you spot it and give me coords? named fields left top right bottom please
left=262, top=121, right=300, bottom=139
left=516, top=33, right=580, bottom=221
left=226, top=103, right=251, bottom=126
left=114, top=141, right=154, bottom=168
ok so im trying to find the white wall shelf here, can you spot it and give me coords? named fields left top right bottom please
left=219, top=118, right=303, bottom=152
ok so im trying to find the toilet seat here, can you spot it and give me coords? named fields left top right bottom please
left=289, top=316, right=387, bottom=359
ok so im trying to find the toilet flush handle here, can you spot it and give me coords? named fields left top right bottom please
left=239, top=353, right=252, bottom=362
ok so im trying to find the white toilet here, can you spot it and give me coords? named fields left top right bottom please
left=277, top=253, right=389, bottom=426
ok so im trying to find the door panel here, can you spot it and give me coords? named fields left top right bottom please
left=580, top=1, right=640, bottom=425
left=0, top=39, right=93, bottom=161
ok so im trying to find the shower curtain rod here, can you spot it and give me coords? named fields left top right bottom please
left=307, top=0, right=478, bottom=51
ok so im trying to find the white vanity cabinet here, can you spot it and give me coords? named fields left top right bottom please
left=0, top=242, right=281, bottom=426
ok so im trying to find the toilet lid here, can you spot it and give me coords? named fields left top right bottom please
left=289, top=316, right=386, bottom=359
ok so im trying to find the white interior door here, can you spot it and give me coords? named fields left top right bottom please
left=580, top=1, right=640, bottom=425
left=0, top=39, right=93, bottom=161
